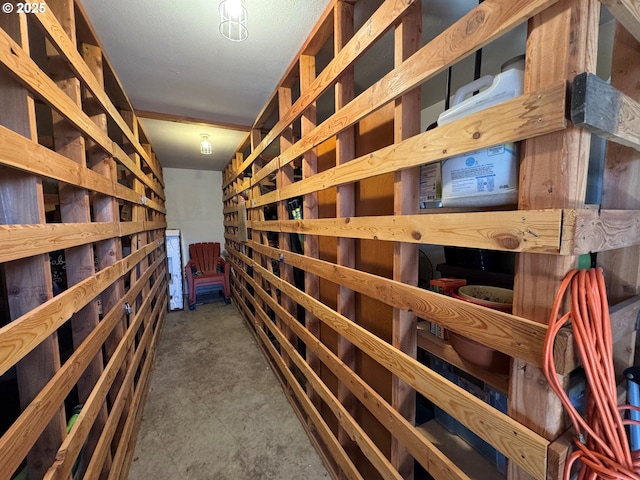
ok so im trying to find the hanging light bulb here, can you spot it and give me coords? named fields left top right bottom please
left=219, top=0, right=248, bottom=42
left=200, top=134, right=212, bottom=155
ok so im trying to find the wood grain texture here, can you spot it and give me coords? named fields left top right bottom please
left=233, top=261, right=470, bottom=480
left=0, top=221, right=166, bottom=263
left=0, top=125, right=165, bottom=213
left=572, top=72, right=640, bottom=151
left=0, top=240, right=163, bottom=376
left=599, top=0, right=640, bottom=44
left=0, top=256, right=164, bottom=480
left=568, top=208, right=640, bottom=253
left=249, top=241, right=548, bottom=366
left=510, top=4, right=600, bottom=477
left=44, top=262, right=165, bottom=480
left=251, top=83, right=567, bottom=207
left=33, top=8, right=163, bottom=185
left=225, top=0, right=413, bottom=188
left=251, top=209, right=563, bottom=253
left=249, top=258, right=549, bottom=480
left=250, top=0, right=559, bottom=187
left=0, top=28, right=164, bottom=199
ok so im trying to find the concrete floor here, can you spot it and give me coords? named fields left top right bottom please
left=128, top=301, right=331, bottom=479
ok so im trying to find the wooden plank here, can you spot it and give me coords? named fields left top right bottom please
left=250, top=259, right=549, bottom=480
left=254, top=317, right=365, bottom=480
left=0, top=256, right=163, bottom=480
left=33, top=7, right=164, bottom=184
left=251, top=83, right=567, bottom=207
left=255, top=299, right=404, bottom=480
left=552, top=295, right=640, bottom=376
left=597, top=23, right=640, bottom=382
left=0, top=125, right=164, bottom=212
left=509, top=4, right=600, bottom=479
left=249, top=241, right=548, bottom=366
left=392, top=2, right=421, bottom=477
left=250, top=0, right=560, bottom=186
left=45, top=2, right=106, bottom=469
left=0, top=221, right=165, bottom=263
left=0, top=12, right=65, bottom=479
left=333, top=2, right=358, bottom=475
left=568, top=208, right=640, bottom=254
left=300, top=51, right=321, bottom=412
left=277, top=86, right=297, bottom=371
left=234, top=261, right=470, bottom=480
left=599, top=0, right=640, bottom=44
left=417, top=328, right=509, bottom=395
left=43, top=261, right=165, bottom=480
left=571, top=72, right=640, bottom=151
left=136, top=109, right=250, bottom=132
left=251, top=209, right=563, bottom=253
left=225, top=0, right=415, bottom=187
left=0, top=29, right=164, bottom=199
left=0, top=241, right=162, bottom=377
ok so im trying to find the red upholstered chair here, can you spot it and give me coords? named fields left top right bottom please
left=185, top=242, right=230, bottom=309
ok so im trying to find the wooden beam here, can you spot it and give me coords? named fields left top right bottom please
left=571, top=72, right=640, bottom=152
left=0, top=256, right=163, bottom=479
left=0, top=241, right=163, bottom=377
left=234, top=263, right=471, bottom=480
left=0, top=124, right=165, bottom=212
left=225, top=0, right=414, bottom=187
left=32, top=9, right=164, bottom=184
left=599, top=0, right=640, bottom=44
left=0, top=221, right=165, bottom=263
left=0, top=29, right=164, bottom=199
left=250, top=209, right=564, bottom=253
left=45, top=2, right=107, bottom=469
left=43, top=261, right=165, bottom=480
left=509, top=4, right=600, bottom=479
left=392, top=2, right=421, bottom=477
left=567, top=208, right=640, bottom=253
left=0, top=12, right=65, bottom=479
left=251, top=82, right=567, bottom=206
left=135, top=109, right=251, bottom=133
left=250, top=0, right=559, bottom=186
left=248, top=241, right=548, bottom=366
left=249, top=258, right=549, bottom=480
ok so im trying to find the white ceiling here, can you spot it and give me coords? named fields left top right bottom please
left=79, top=0, right=332, bottom=171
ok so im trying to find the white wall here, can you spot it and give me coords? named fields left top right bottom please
left=164, top=168, right=224, bottom=266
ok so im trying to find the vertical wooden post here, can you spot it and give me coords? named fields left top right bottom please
left=599, top=24, right=640, bottom=371
left=83, top=43, right=127, bottom=409
left=334, top=2, right=358, bottom=474
left=277, top=87, right=296, bottom=369
left=45, top=1, right=108, bottom=472
left=300, top=53, right=321, bottom=409
left=392, top=3, right=421, bottom=479
left=509, top=0, right=599, bottom=478
left=0, top=13, right=65, bottom=479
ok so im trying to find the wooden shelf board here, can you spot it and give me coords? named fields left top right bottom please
left=417, top=325, right=509, bottom=395
left=416, top=420, right=504, bottom=480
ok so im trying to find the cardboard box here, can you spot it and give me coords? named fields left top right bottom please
left=441, top=142, right=518, bottom=207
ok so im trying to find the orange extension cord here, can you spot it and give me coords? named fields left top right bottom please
left=543, top=268, right=640, bottom=480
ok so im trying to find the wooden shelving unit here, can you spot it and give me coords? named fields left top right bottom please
left=0, top=2, right=167, bottom=479
left=221, top=0, right=640, bottom=479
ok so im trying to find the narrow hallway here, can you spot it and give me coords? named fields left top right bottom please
left=128, top=302, right=331, bottom=479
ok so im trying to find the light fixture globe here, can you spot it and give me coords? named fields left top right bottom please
left=200, top=134, right=212, bottom=155
left=219, top=0, right=248, bottom=42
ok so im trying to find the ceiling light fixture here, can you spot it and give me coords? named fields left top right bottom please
left=200, top=134, right=212, bottom=155
left=219, top=0, right=248, bottom=42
